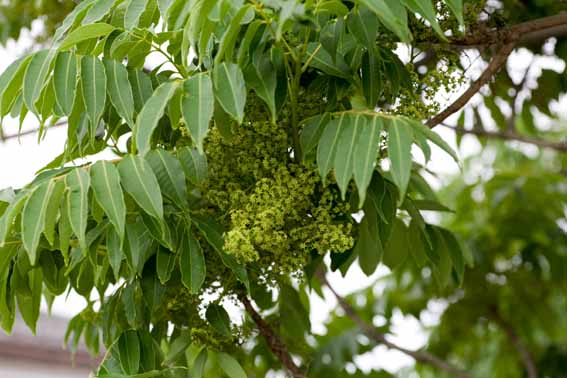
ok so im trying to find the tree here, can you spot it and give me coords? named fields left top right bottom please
left=0, top=1, right=566, bottom=377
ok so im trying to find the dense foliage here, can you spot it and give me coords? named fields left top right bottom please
left=0, top=0, right=566, bottom=377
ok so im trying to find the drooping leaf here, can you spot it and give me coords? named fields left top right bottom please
left=17, top=267, right=43, bottom=334
left=21, top=180, right=56, bottom=264
left=53, top=52, right=78, bottom=115
left=446, top=0, right=464, bottom=27
left=182, top=73, right=214, bottom=154
left=178, top=147, right=208, bottom=185
left=317, top=115, right=343, bottom=184
left=305, top=42, right=351, bottom=79
left=279, top=284, right=310, bottom=339
left=106, top=227, right=123, bottom=280
left=125, top=0, right=150, bottom=29
left=409, top=119, right=459, bottom=164
left=217, top=352, right=247, bottom=378
left=359, top=0, right=412, bottom=42
left=134, top=81, right=180, bottom=156
left=244, top=54, right=277, bottom=122
left=179, top=231, right=206, bottom=294
left=353, top=115, right=383, bottom=207
left=81, top=55, right=107, bottom=129
left=382, top=218, right=410, bottom=270
left=206, top=303, right=231, bottom=337
left=23, top=49, right=55, bottom=115
left=43, top=180, right=66, bottom=247
left=118, top=330, right=141, bottom=375
left=191, top=348, right=208, bottom=378
left=118, top=155, right=164, bottom=221
left=146, top=148, right=187, bottom=207
left=129, top=68, right=154, bottom=112
left=82, top=0, right=116, bottom=24
left=59, top=23, right=116, bottom=50
left=402, top=0, right=446, bottom=39
left=387, top=118, right=413, bottom=202
left=355, top=201, right=383, bottom=276
left=213, top=62, right=246, bottom=124
left=361, top=48, right=382, bottom=108
left=91, top=161, right=126, bottom=239
left=334, top=114, right=363, bottom=198
left=156, top=248, right=175, bottom=284
left=65, top=169, right=91, bottom=251
left=300, top=114, right=330, bottom=159
left=104, top=59, right=135, bottom=128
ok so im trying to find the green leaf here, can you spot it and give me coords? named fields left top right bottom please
left=178, top=147, right=208, bottom=185
left=146, top=148, right=187, bottom=207
left=23, top=49, right=55, bottom=115
left=218, top=352, right=247, bottom=378
left=358, top=0, right=412, bottom=42
left=43, top=180, right=66, bottom=247
left=382, top=218, right=410, bottom=270
left=317, top=115, right=343, bottom=184
left=300, top=114, right=330, bottom=159
left=129, top=68, right=153, bottom=113
left=244, top=54, right=277, bottom=122
left=59, top=23, right=116, bottom=50
left=83, top=0, right=116, bottom=24
left=408, top=119, right=459, bottom=163
left=91, top=161, right=126, bottom=239
left=213, top=62, right=246, bottom=124
left=118, top=155, right=164, bottom=221
left=446, top=0, right=464, bottom=27
left=355, top=202, right=383, bottom=276
left=353, top=115, right=383, bottom=207
left=215, top=5, right=254, bottom=65
left=53, top=52, right=78, bottom=115
left=279, top=284, right=310, bottom=339
left=191, top=348, right=208, bottom=378
left=134, top=81, right=180, bottom=156
left=334, top=114, right=363, bottom=198
left=361, top=48, right=382, bottom=108
left=21, top=180, right=56, bottom=264
left=347, top=6, right=379, bottom=45
left=0, top=56, right=31, bottom=117
left=107, top=227, right=123, bottom=280
left=402, top=0, right=446, bottom=39
left=182, top=73, right=214, bottom=154
left=81, top=55, right=107, bottom=128
left=118, top=330, right=141, bottom=375
left=17, top=268, right=42, bottom=334
left=157, top=0, right=174, bottom=18
left=104, top=59, right=135, bottom=128
left=156, top=248, right=175, bottom=284
left=387, top=118, right=413, bottom=202
left=65, top=169, right=91, bottom=251
left=305, top=43, right=351, bottom=79
left=125, top=0, right=150, bottom=29
left=206, top=303, right=231, bottom=337
left=179, top=231, right=206, bottom=294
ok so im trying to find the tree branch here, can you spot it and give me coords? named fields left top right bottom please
left=440, top=123, right=567, bottom=152
left=433, top=13, right=567, bottom=48
left=489, top=307, right=538, bottom=378
left=316, top=271, right=473, bottom=378
left=239, top=295, right=306, bottom=378
left=426, top=42, right=516, bottom=128
left=0, top=119, right=67, bottom=142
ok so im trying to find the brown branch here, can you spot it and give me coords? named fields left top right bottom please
left=426, top=41, right=516, bottom=128
left=316, top=271, right=473, bottom=378
left=438, top=14, right=567, bottom=47
left=440, top=123, right=567, bottom=152
left=239, top=295, right=306, bottom=378
left=489, top=307, right=538, bottom=378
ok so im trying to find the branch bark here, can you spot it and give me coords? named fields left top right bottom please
left=440, top=123, right=567, bottom=152
left=426, top=41, right=516, bottom=128
left=489, top=307, right=538, bottom=378
left=316, top=271, right=473, bottom=378
left=239, top=295, right=306, bottom=378
left=433, top=13, right=567, bottom=48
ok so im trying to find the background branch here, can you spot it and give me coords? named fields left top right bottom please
left=239, top=295, right=306, bottom=378
left=316, top=271, right=473, bottom=378
left=489, top=307, right=538, bottom=378
left=440, top=123, right=567, bottom=152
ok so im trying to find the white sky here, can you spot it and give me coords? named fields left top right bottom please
left=0, top=21, right=564, bottom=375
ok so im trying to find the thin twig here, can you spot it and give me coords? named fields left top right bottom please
left=489, top=307, right=538, bottom=378
left=426, top=42, right=516, bottom=128
left=440, top=123, right=567, bottom=152
left=1, top=119, right=67, bottom=141
left=316, top=271, right=473, bottom=378
left=239, top=295, right=306, bottom=378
